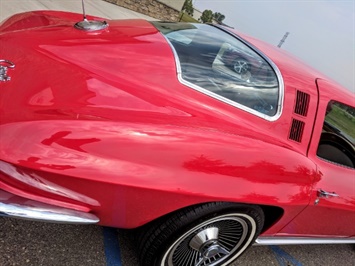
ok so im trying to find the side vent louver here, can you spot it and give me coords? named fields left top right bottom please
left=294, top=90, right=310, bottom=116
left=289, top=119, right=305, bottom=142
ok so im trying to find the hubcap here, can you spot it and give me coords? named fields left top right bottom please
left=189, top=227, right=219, bottom=251
left=189, top=227, right=230, bottom=266
left=162, top=214, right=257, bottom=266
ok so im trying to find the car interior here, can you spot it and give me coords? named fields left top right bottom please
left=317, top=102, right=355, bottom=169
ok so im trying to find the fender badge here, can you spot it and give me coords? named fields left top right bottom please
left=0, top=60, right=15, bottom=82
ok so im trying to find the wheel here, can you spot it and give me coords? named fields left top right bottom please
left=138, top=202, right=264, bottom=266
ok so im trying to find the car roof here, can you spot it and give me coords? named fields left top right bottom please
left=1, top=11, right=352, bottom=107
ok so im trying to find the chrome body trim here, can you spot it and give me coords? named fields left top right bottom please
left=317, top=189, right=339, bottom=198
left=0, top=59, right=15, bottom=82
left=0, top=190, right=99, bottom=224
left=255, top=237, right=355, bottom=245
left=160, top=24, right=284, bottom=122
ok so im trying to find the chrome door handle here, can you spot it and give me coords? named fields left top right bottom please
left=317, top=189, right=339, bottom=198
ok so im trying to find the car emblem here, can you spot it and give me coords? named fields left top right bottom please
left=0, top=59, right=15, bottom=82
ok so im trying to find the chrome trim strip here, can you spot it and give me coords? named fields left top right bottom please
left=161, top=24, right=284, bottom=122
left=255, top=237, right=355, bottom=245
left=0, top=190, right=99, bottom=224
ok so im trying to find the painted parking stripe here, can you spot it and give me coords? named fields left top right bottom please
left=269, top=245, right=303, bottom=266
left=103, top=227, right=122, bottom=266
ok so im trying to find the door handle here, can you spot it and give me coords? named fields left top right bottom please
left=317, top=189, right=339, bottom=198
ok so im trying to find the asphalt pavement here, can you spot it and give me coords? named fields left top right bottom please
left=1, top=217, right=354, bottom=266
left=1, top=1, right=355, bottom=265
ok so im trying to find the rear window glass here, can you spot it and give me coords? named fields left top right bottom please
left=152, top=22, right=282, bottom=119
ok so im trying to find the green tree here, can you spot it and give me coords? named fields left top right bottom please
left=213, top=12, right=225, bottom=23
left=182, top=0, right=194, bottom=16
left=200, top=9, right=213, bottom=23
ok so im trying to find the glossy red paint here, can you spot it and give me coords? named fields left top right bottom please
left=278, top=79, right=355, bottom=237
left=0, top=11, right=354, bottom=239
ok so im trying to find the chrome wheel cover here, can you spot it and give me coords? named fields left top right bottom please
left=160, top=213, right=257, bottom=266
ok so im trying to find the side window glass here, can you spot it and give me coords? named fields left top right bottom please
left=317, top=101, right=355, bottom=168
left=152, top=22, right=281, bottom=119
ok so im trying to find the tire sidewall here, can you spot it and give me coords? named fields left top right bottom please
left=152, top=203, right=263, bottom=266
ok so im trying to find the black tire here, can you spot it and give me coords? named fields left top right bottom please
left=138, top=202, right=264, bottom=266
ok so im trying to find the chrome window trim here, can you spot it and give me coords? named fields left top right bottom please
left=161, top=24, right=284, bottom=121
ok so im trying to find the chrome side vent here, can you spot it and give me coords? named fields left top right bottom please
left=289, top=119, right=305, bottom=143
left=294, top=90, right=310, bottom=116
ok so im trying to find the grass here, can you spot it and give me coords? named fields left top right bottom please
left=326, top=104, right=355, bottom=139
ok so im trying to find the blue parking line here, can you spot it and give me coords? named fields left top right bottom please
left=269, top=245, right=303, bottom=266
left=102, top=227, right=122, bottom=266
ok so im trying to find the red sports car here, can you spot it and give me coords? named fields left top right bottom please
left=0, top=10, right=354, bottom=266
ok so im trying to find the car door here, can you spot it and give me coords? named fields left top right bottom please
left=278, top=80, right=355, bottom=237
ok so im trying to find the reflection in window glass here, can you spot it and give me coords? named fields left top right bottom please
left=317, top=101, right=355, bottom=168
left=152, top=22, right=280, bottom=117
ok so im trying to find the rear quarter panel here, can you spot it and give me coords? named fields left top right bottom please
left=0, top=119, right=316, bottom=231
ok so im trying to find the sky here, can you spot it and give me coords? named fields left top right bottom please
left=193, top=0, right=355, bottom=92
